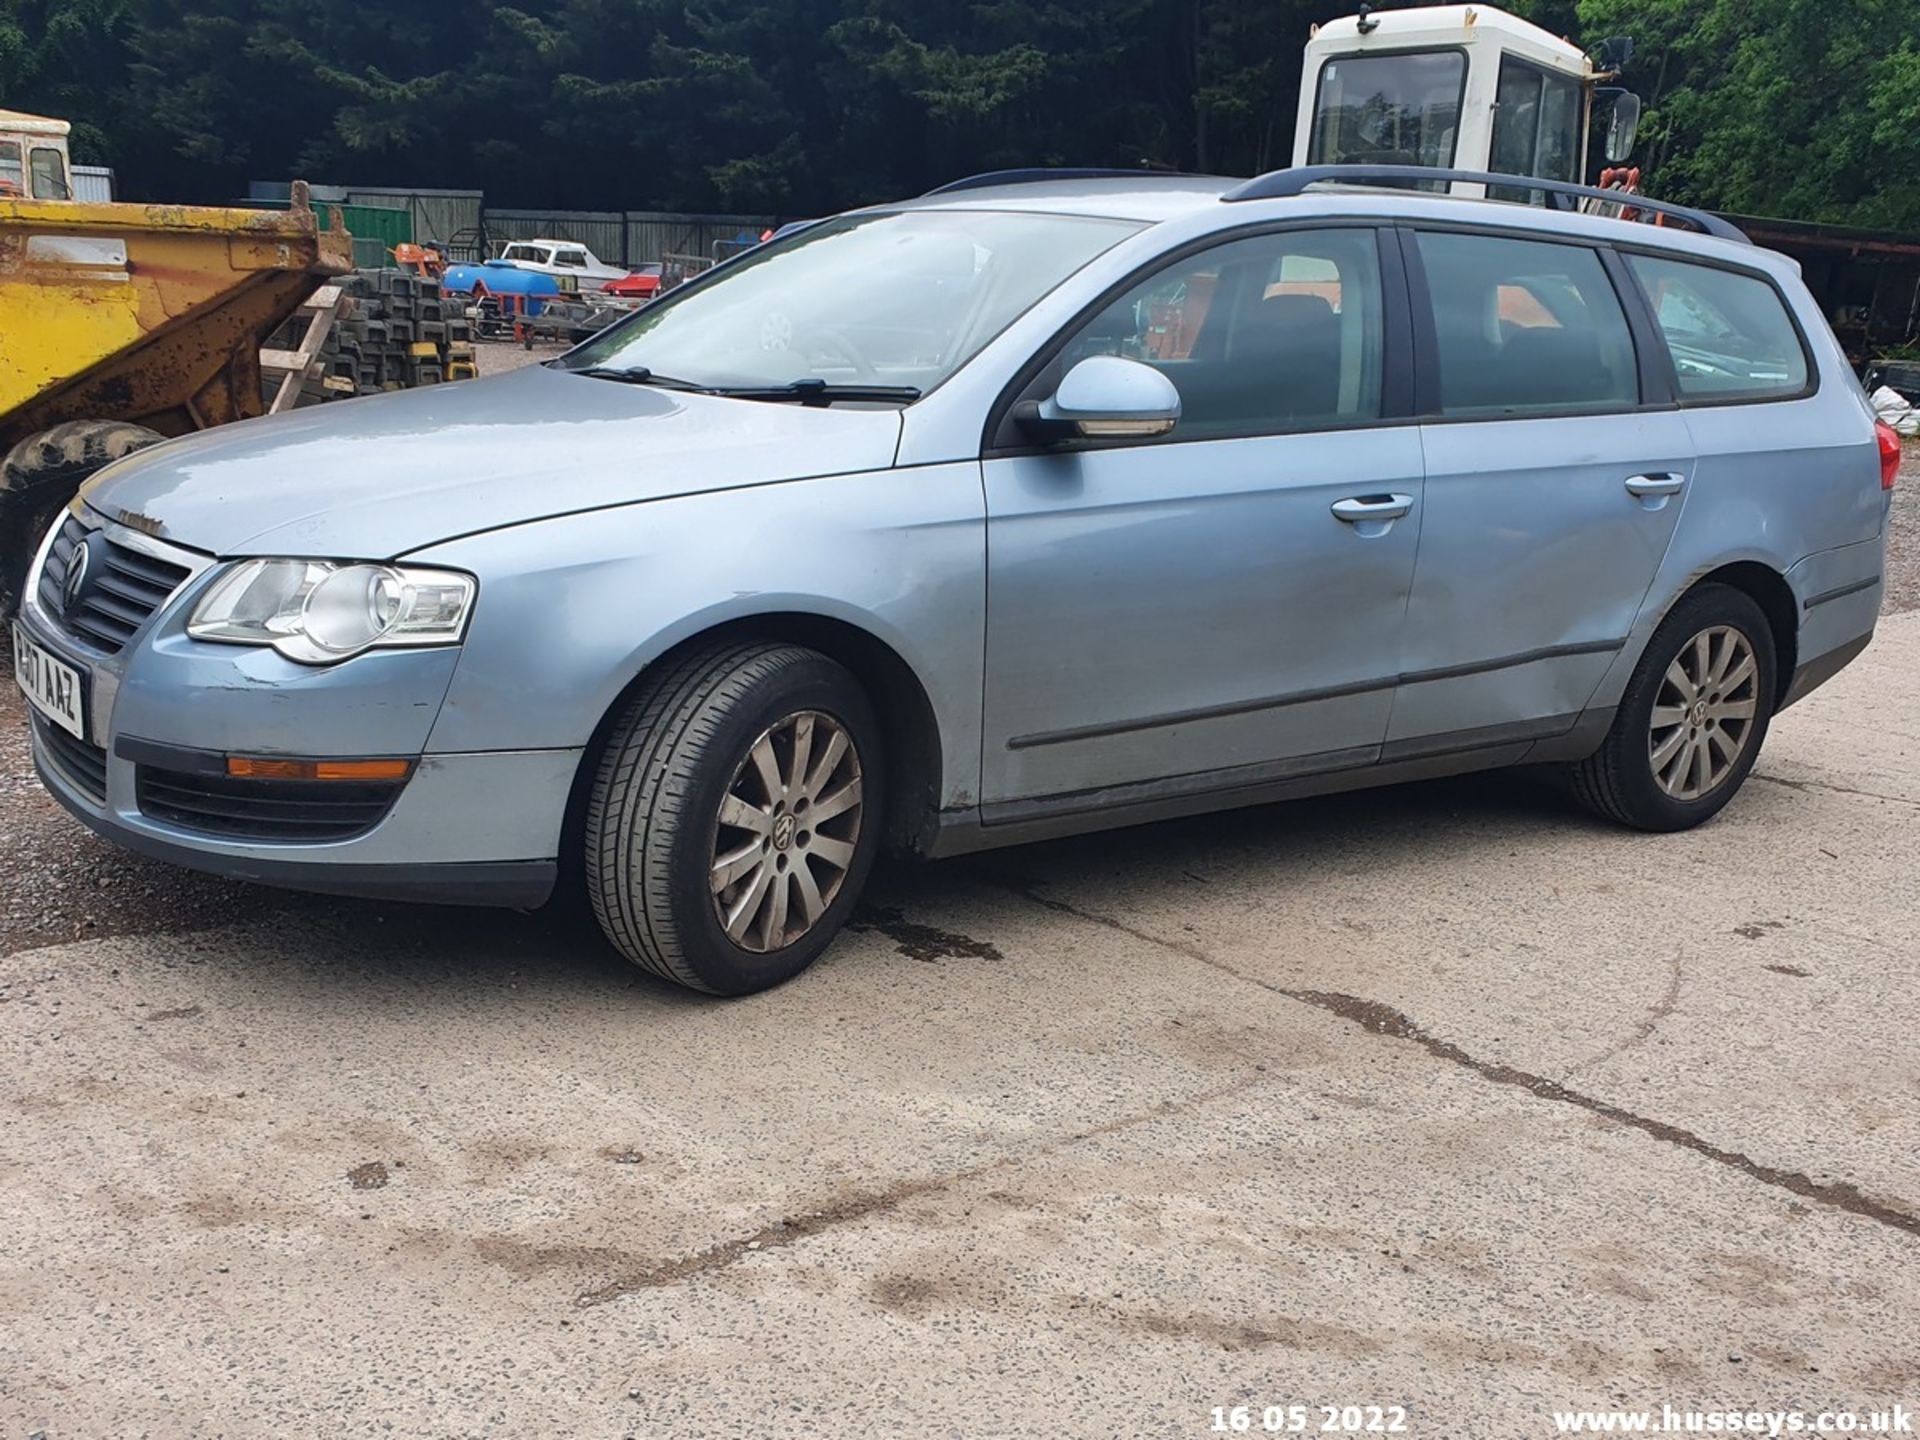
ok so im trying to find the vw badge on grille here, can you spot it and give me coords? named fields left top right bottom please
left=61, top=538, right=90, bottom=612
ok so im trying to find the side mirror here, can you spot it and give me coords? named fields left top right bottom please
left=1031, top=355, right=1181, bottom=440
left=1601, top=90, right=1642, bottom=164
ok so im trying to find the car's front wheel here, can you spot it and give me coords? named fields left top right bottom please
left=1568, top=583, right=1777, bottom=831
left=584, top=641, right=882, bottom=995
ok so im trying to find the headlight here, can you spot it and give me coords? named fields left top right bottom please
left=187, top=559, right=475, bottom=664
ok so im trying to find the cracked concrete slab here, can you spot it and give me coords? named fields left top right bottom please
left=2, top=614, right=1917, bottom=1437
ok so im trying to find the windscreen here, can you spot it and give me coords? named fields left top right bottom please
left=1308, top=51, right=1467, bottom=169
left=565, top=209, right=1143, bottom=395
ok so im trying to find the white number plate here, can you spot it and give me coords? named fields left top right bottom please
left=12, top=622, right=87, bottom=741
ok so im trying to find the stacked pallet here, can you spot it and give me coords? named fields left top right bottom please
left=259, top=268, right=476, bottom=408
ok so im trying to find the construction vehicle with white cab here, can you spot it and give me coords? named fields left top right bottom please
left=1290, top=4, right=1920, bottom=363
left=1294, top=4, right=1642, bottom=197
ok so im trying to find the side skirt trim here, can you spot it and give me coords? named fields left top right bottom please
left=1006, top=640, right=1624, bottom=750
left=927, top=712, right=1597, bottom=857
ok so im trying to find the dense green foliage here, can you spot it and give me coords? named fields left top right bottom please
left=1, top=0, right=1916, bottom=226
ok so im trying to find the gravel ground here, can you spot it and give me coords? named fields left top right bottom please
left=1882, top=449, right=1920, bottom=613
left=472, top=335, right=558, bottom=377
left=3, top=611, right=1918, bottom=1437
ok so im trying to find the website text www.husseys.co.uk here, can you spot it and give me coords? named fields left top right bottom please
left=1552, top=1405, right=1912, bottom=1434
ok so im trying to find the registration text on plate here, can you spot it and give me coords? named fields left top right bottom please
left=12, top=622, right=86, bottom=740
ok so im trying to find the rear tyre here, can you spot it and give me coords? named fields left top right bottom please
left=585, top=641, right=883, bottom=996
left=1, top=421, right=164, bottom=619
left=1568, top=583, right=1776, bottom=832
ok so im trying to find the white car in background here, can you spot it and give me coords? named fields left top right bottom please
left=495, top=238, right=627, bottom=288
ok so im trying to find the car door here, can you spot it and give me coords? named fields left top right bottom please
left=1388, top=227, right=1696, bottom=754
left=979, top=225, right=1424, bottom=814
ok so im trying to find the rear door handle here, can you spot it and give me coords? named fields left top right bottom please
left=1624, top=473, right=1686, bottom=498
left=1331, top=493, right=1414, bottom=523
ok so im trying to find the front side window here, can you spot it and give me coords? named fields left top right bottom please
left=1488, top=58, right=1583, bottom=201
left=0, top=141, right=22, bottom=194
left=28, top=146, right=68, bottom=199
left=569, top=209, right=1142, bottom=396
left=1055, top=227, right=1385, bottom=439
left=1309, top=51, right=1466, bottom=171
left=553, top=248, right=588, bottom=268
left=1625, top=253, right=1810, bottom=399
left=1416, top=231, right=1638, bottom=416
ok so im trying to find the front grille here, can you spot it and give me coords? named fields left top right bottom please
left=38, top=514, right=191, bottom=654
left=136, top=765, right=403, bottom=842
left=32, top=714, right=108, bottom=805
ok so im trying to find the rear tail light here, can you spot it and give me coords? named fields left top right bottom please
left=1878, top=419, right=1902, bottom=490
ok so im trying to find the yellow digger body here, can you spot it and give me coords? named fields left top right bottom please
left=0, top=184, right=352, bottom=456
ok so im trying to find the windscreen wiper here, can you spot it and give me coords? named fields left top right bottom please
left=568, top=365, right=714, bottom=393
left=709, top=378, right=922, bottom=406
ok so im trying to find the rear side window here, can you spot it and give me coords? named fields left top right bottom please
left=1057, top=227, right=1385, bottom=439
left=1624, top=254, right=1810, bottom=400
left=0, top=141, right=21, bottom=193
left=1415, top=231, right=1638, bottom=417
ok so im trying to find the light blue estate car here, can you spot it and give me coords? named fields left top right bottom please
left=13, top=166, right=1898, bottom=994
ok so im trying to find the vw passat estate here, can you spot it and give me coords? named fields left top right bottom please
left=14, top=167, right=1898, bottom=994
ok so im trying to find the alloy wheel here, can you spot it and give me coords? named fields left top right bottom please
left=709, top=709, right=864, bottom=954
left=1648, top=624, right=1759, bottom=801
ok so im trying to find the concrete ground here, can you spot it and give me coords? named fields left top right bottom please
left=2, top=456, right=1917, bottom=1437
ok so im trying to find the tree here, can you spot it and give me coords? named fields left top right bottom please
left=1574, top=0, right=1920, bottom=226
left=1, top=0, right=1914, bottom=228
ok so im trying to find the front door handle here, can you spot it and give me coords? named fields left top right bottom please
left=1624, top=473, right=1686, bottom=498
left=1331, top=493, right=1414, bottom=523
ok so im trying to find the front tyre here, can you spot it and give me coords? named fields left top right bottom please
left=1568, top=583, right=1777, bottom=832
left=585, top=642, right=883, bottom=995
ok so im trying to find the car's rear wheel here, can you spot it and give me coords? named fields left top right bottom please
left=584, top=641, right=882, bottom=995
left=1568, top=583, right=1776, bottom=831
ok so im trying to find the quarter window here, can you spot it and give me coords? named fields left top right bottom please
left=1625, top=254, right=1810, bottom=399
left=29, top=146, right=69, bottom=199
left=1415, top=232, right=1639, bottom=416
left=1057, top=228, right=1386, bottom=439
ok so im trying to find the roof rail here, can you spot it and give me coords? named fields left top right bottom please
left=1222, top=165, right=1750, bottom=243
left=923, top=167, right=1191, bottom=196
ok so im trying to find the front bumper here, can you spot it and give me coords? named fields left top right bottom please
left=33, top=733, right=560, bottom=902
left=17, top=512, right=578, bottom=908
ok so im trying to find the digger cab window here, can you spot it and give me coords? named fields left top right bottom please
left=29, top=147, right=69, bottom=199
left=1309, top=51, right=1466, bottom=172
left=1489, top=57, right=1583, bottom=202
